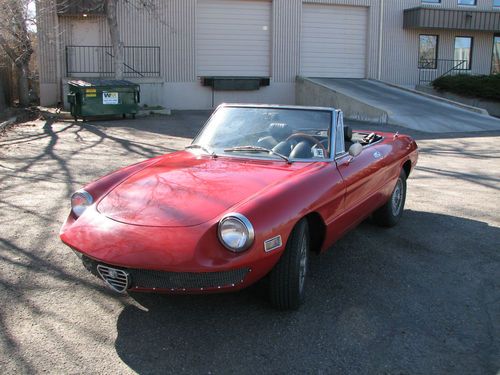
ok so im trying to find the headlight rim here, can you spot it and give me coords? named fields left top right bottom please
left=71, top=189, right=94, bottom=217
left=218, top=212, right=255, bottom=253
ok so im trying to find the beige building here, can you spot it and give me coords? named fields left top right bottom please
left=37, top=0, right=500, bottom=109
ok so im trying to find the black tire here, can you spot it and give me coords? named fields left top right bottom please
left=373, top=169, right=407, bottom=227
left=269, top=219, right=310, bottom=310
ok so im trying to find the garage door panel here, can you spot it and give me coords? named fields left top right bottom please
left=301, top=4, right=368, bottom=78
left=197, top=0, right=271, bottom=77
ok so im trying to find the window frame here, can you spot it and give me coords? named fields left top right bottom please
left=334, top=111, right=345, bottom=156
left=454, top=36, right=473, bottom=70
left=418, top=34, right=439, bottom=69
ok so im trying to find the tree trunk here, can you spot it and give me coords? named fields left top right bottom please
left=17, top=63, right=30, bottom=107
left=106, top=0, right=124, bottom=80
left=0, top=78, right=6, bottom=112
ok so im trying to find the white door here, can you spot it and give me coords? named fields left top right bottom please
left=301, top=4, right=368, bottom=78
left=69, top=19, right=102, bottom=76
left=196, top=0, right=271, bottom=76
left=71, top=19, right=100, bottom=46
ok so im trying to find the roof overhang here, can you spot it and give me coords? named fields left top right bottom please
left=403, top=7, right=500, bottom=32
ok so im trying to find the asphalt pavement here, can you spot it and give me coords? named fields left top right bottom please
left=0, top=112, right=498, bottom=374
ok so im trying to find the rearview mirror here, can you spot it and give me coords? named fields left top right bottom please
left=348, top=143, right=363, bottom=158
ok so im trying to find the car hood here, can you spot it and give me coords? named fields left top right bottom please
left=97, top=151, right=310, bottom=227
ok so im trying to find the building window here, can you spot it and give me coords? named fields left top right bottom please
left=458, top=0, right=476, bottom=5
left=422, top=0, right=441, bottom=3
left=493, top=35, right=500, bottom=74
left=494, top=0, right=500, bottom=7
left=419, top=35, right=438, bottom=69
left=454, top=37, right=473, bottom=70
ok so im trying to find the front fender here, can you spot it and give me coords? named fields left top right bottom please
left=228, top=161, right=344, bottom=261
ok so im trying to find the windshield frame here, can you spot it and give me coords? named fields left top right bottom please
left=190, top=104, right=338, bottom=163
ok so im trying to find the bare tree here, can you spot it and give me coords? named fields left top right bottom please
left=106, top=0, right=162, bottom=80
left=105, top=0, right=124, bottom=80
left=0, top=0, right=34, bottom=107
left=0, top=78, right=6, bottom=111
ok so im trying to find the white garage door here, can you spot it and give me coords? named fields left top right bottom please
left=301, top=4, right=368, bottom=78
left=197, top=0, right=271, bottom=76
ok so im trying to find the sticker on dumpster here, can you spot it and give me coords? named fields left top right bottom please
left=86, top=88, right=96, bottom=98
left=103, top=92, right=119, bottom=105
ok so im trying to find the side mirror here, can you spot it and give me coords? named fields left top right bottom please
left=348, top=142, right=363, bottom=158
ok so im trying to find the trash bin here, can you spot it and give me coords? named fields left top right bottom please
left=67, top=79, right=140, bottom=121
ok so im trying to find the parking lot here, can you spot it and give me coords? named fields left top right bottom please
left=0, top=112, right=499, bottom=374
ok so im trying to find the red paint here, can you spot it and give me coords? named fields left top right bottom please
left=60, top=129, right=418, bottom=293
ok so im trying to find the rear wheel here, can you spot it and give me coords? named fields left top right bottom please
left=269, top=219, right=309, bottom=310
left=373, top=170, right=407, bottom=227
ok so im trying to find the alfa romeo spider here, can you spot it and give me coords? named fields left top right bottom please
left=60, top=104, right=418, bottom=309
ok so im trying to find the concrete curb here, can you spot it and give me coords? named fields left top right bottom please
left=296, top=77, right=389, bottom=124
left=0, top=117, right=17, bottom=132
left=376, top=80, right=489, bottom=116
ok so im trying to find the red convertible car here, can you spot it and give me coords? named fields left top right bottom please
left=60, top=104, right=418, bottom=309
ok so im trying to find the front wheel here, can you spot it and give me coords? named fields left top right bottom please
left=269, top=219, right=310, bottom=310
left=373, top=170, right=407, bottom=227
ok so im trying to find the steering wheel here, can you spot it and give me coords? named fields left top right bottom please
left=285, top=133, right=328, bottom=157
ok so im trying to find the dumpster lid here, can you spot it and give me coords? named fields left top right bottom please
left=68, top=79, right=138, bottom=88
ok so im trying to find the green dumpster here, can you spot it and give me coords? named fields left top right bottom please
left=67, top=79, right=140, bottom=121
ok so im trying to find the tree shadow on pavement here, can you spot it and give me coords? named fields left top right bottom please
left=114, top=210, right=500, bottom=375
left=82, top=110, right=211, bottom=139
left=0, top=117, right=188, bottom=372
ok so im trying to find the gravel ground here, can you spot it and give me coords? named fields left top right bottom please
left=0, top=112, right=498, bottom=374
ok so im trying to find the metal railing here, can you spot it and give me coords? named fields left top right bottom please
left=418, top=59, right=469, bottom=86
left=65, top=45, right=160, bottom=78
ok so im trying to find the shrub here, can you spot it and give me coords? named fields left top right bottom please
left=432, top=74, right=500, bottom=101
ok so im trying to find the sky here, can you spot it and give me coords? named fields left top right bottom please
left=28, top=1, right=37, bottom=32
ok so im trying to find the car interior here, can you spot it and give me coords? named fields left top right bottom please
left=256, top=122, right=329, bottom=159
left=256, top=123, right=383, bottom=159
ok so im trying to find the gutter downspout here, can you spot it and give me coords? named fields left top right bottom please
left=377, top=0, right=384, bottom=81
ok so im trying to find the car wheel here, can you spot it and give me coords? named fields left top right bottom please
left=373, top=169, right=407, bottom=227
left=269, top=219, right=309, bottom=310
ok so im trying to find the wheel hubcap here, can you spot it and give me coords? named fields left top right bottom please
left=298, top=234, right=308, bottom=293
left=392, top=179, right=403, bottom=216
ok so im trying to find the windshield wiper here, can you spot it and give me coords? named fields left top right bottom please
left=185, top=144, right=217, bottom=157
left=223, top=146, right=291, bottom=163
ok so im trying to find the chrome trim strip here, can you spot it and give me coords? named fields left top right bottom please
left=331, top=110, right=337, bottom=159
left=220, top=103, right=338, bottom=112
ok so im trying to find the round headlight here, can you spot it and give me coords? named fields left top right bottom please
left=71, top=190, right=93, bottom=217
left=218, top=213, right=255, bottom=253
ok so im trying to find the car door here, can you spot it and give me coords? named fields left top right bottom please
left=335, top=143, right=388, bottom=229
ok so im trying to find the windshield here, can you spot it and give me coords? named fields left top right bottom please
left=192, top=106, right=332, bottom=161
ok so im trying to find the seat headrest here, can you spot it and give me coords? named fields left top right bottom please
left=269, top=123, right=292, bottom=141
left=344, top=126, right=353, bottom=141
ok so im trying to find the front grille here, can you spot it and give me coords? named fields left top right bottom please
left=97, top=265, right=130, bottom=293
left=82, top=256, right=250, bottom=291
